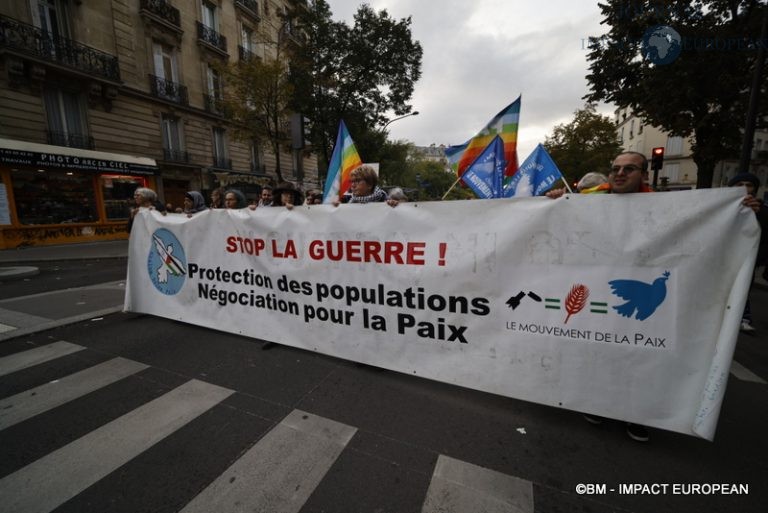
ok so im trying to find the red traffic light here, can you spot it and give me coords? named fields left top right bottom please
left=651, top=147, right=664, bottom=170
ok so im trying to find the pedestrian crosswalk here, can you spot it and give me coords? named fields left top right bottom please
left=0, top=341, right=537, bottom=513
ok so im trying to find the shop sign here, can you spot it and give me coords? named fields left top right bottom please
left=0, top=148, right=158, bottom=175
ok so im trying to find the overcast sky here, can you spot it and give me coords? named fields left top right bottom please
left=326, top=0, right=612, bottom=159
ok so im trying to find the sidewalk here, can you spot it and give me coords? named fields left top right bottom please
left=0, top=240, right=128, bottom=281
left=0, top=240, right=128, bottom=264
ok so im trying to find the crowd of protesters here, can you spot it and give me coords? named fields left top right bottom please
left=127, top=152, right=764, bottom=445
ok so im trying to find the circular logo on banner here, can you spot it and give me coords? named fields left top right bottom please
left=641, top=25, right=682, bottom=66
left=147, top=228, right=187, bottom=295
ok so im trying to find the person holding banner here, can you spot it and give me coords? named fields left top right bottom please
left=224, top=189, right=247, bottom=209
left=127, top=187, right=165, bottom=233
left=547, top=151, right=761, bottom=442
left=576, top=172, right=609, bottom=193
left=183, top=191, right=207, bottom=217
left=728, top=172, right=767, bottom=333
left=348, top=166, right=388, bottom=204
left=273, top=182, right=304, bottom=209
left=332, top=165, right=391, bottom=206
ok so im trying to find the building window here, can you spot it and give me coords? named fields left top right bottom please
left=239, top=24, right=256, bottom=61
left=638, top=123, right=643, bottom=135
left=101, top=175, right=147, bottom=221
left=11, top=168, right=97, bottom=225
left=663, top=163, right=680, bottom=182
left=204, top=66, right=223, bottom=113
left=619, top=127, right=624, bottom=144
left=153, top=42, right=179, bottom=83
left=206, top=66, right=222, bottom=97
left=151, top=42, right=187, bottom=104
left=250, top=141, right=263, bottom=173
left=43, top=89, right=91, bottom=149
left=212, top=127, right=230, bottom=168
left=629, top=119, right=634, bottom=139
left=35, top=0, right=71, bottom=39
left=202, top=1, right=218, bottom=30
left=161, top=114, right=187, bottom=161
left=666, top=136, right=683, bottom=156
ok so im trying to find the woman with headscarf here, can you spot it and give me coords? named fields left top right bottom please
left=183, top=191, right=207, bottom=217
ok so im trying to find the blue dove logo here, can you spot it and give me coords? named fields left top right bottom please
left=608, top=271, right=670, bottom=321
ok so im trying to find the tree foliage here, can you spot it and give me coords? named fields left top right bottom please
left=215, top=54, right=294, bottom=183
left=544, top=103, right=623, bottom=187
left=291, top=0, right=423, bottom=176
left=585, top=0, right=768, bottom=188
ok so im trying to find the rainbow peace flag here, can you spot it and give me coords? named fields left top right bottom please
left=453, top=96, right=521, bottom=180
left=323, top=120, right=363, bottom=203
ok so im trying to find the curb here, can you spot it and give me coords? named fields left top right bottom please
left=0, top=266, right=40, bottom=280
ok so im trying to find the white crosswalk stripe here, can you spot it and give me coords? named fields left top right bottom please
left=421, top=455, right=534, bottom=513
left=0, top=341, right=536, bottom=513
left=180, top=409, right=357, bottom=513
left=0, top=357, right=148, bottom=429
left=0, top=379, right=233, bottom=513
left=730, top=360, right=767, bottom=384
left=0, top=341, right=85, bottom=377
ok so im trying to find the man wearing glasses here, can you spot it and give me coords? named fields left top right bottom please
left=546, top=151, right=652, bottom=198
left=546, top=151, right=760, bottom=442
left=607, top=152, right=653, bottom=194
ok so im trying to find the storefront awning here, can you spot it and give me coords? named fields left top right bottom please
left=0, top=138, right=159, bottom=175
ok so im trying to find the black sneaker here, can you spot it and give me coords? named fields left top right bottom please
left=583, top=414, right=603, bottom=425
left=626, top=423, right=650, bottom=442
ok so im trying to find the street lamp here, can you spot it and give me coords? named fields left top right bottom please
left=383, top=111, right=419, bottom=129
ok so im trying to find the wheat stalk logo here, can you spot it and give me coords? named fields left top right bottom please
left=564, top=284, right=589, bottom=324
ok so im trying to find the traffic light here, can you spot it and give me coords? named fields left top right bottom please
left=651, top=147, right=664, bottom=171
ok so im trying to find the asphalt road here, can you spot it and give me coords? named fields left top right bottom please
left=0, top=262, right=766, bottom=512
left=0, top=258, right=128, bottom=300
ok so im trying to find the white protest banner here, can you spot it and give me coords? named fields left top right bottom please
left=125, top=188, right=759, bottom=440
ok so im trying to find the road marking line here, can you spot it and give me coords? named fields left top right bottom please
left=0, top=323, right=16, bottom=333
left=180, top=409, right=357, bottom=513
left=730, top=360, right=767, bottom=384
left=0, top=341, right=85, bottom=377
left=0, top=379, right=233, bottom=513
left=421, top=455, right=534, bottom=513
left=0, top=357, right=149, bottom=430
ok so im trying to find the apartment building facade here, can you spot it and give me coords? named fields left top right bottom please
left=615, top=107, right=768, bottom=193
left=0, top=0, right=317, bottom=249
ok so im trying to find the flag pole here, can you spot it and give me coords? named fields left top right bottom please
left=441, top=175, right=463, bottom=200
left=563, top=180, right=574, bottom=194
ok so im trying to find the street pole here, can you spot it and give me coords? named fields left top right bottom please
left=383, top=111, right=419, bottom=130
left=738, top=6, right=768, bottom=174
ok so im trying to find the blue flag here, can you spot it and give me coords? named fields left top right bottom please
left=461, top=136, right=506, bottom=199
left=503, top=144, right=563, bottom=197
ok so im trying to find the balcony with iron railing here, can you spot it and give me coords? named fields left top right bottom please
left=238, top=45, right=259, bottom=62
left=0, top=14, right=120, bottom=82
left=149, top=74, right=189, bottom=105
left=235, top=0, right=261, bottom=21
left=197, top=22, right=227, bottom=55
left=139, top=0, right=182, bottom=32
left=212, top=156, right=232, bottom=169
left=162, top=148, right=190, bottom=163
left=46, top=130, right=95, bottom=150
left=204, top=93, right=225, bottom=115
